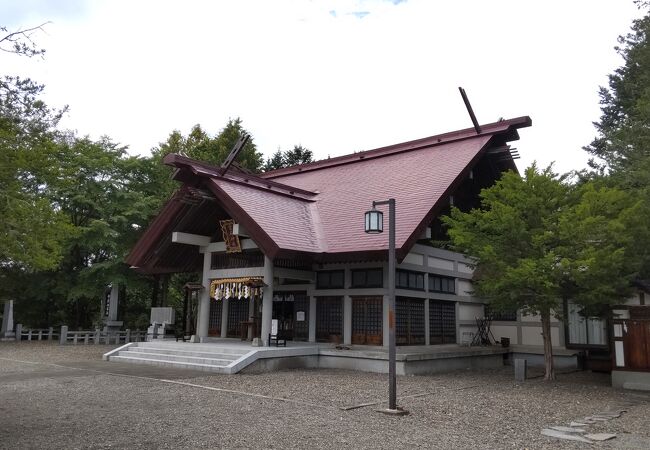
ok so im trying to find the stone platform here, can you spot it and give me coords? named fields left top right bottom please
left=105, top=339, right=510, bottom=375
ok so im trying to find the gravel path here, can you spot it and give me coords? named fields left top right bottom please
left=1, top=341, right=648, bottom=449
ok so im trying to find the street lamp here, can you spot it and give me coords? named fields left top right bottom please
left=365, top=199, right=405, bottom=415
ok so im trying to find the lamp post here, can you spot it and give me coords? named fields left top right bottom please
left=365, top=199, right=402, bottom=413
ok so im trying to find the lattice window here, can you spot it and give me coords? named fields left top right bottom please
left=316, top=271, right=345, bottom=289
left=396, top=270, right=425, bottom=291
left=208, top=299, right=222, bottom=336
left=211, top=251, right=264, bottom=270
left=484, top=304, right=517, bottom=321
left=226, top=300, right=250, bottom=338
left=351, top=269, right=383, bottom=288
left=441, top=301, right=456, bottom=344
left=429, top=275, right=456, bottom=294
left=316, top=296, right=343, bottom=342
left=351, top=296, right=383, bottom=345
left=396, top=297, right=425, bottom=345
left=430, top=300, right=456, bottom=344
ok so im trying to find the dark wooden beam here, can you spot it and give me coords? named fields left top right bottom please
left=221, top=134, right=250, bottom=175
left=458, top=87, right=481, bottom=134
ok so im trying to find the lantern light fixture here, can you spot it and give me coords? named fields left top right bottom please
left=364, top=206, right=383, bottom=234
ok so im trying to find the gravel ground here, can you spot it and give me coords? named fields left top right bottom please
left=0, top=341, right=649, bottom=449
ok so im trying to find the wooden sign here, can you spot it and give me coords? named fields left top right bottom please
left=219, top=219, right=241, bottom=253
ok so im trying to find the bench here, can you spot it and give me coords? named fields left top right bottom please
left=268, top=332, right=287, bottom=347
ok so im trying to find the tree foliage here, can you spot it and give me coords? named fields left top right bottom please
left=263, top=144, right=314, bottom=171
left=0, top=23, right=48, bottom=58
left=0, top=28, right=71, bottom=270
left=152, top=119, right=263, bottom=172
left=585, top=3, right=650, bottom=188
left=583, top=3, right=650, bottom=281
left=443, top=165, right=648, bottom=380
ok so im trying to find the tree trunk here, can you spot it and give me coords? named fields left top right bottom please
left=540, top=308, right=555, bottom=381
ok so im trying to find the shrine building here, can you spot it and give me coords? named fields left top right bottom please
left=126, top=117, right=535, bottom=351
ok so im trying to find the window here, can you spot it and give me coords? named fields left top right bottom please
left=430, top=300, right=456, bottom=344
left=316, top=270, right=344, bottom=289
left=566, top=301, right=607, bottom=346
left=429, top=275, right=456, bottom=294
left=484, top=304, right=517, bottom=321
left=396, top=270, right=425, bottom=290
left=351, top=268, right=383, bottom=288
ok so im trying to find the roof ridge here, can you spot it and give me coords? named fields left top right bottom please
left=261, top=116, right=531, bottom=179
left=163, top=153, right=318, bottom=199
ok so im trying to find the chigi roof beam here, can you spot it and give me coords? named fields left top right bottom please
left=458, top=86, right=481, bottom=134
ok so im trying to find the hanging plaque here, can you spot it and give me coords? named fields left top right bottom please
left=219, top=219, right=241, bottom=253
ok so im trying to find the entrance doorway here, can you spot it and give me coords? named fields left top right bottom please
left=272, top=293, right=295, bottom=340
left=226, top=300, right=250, bottom=338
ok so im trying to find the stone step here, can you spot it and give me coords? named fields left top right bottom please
left=126, top=346, right=243, bottom=360
left=136, top=342, right=250, bottom=355
left=109, top=355, right=232, bottom=373
left=118, top=350, right=235, bottom=366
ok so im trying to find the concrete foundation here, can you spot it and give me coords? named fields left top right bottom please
left=241, top=346, right=507, bottom=375
left=107, top=339, right=584, bottom=376
left=612, top=370, right=650, bottom=391
left=506, top=345, right=581, bottom=370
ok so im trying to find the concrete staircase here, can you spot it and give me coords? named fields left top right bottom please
left=104, top=342, right=253, bottom=374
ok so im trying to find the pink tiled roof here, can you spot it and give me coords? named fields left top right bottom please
left=144, top=116, right=530, bottom=262
left=267, top=134, right=493, bottom=254
left=208, top=178, right=325, bottom=254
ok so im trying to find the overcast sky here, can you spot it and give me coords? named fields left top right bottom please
left=3, top=0, right=644, bottom=173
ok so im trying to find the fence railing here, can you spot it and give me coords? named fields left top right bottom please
left=13, top=325, right=59, bottom=341
left=10, top=324, right=147, bottom=345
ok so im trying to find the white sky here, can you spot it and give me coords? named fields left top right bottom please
left=2, top=0, right=644, bottom=173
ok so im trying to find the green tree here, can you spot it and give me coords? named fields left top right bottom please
left=262, top=144, right=313, bottom=172
left=283, top=144, right=313, bottom=167
left=156, top=119, right=263, bottom=171
left=2, top=133, right=166, bottom=328
left=583, top=2, right=650, bottom=283
left=0, top=23, right=74, bottom=270
left=585, top=3, right=650, bottom=188
left=263, top=148, right=285, bottom=171
left=0, top=77, right=72, bottom=269
left=151, top=119, right=264, bottom=198
left=443, top=165, right=647, bottom=380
